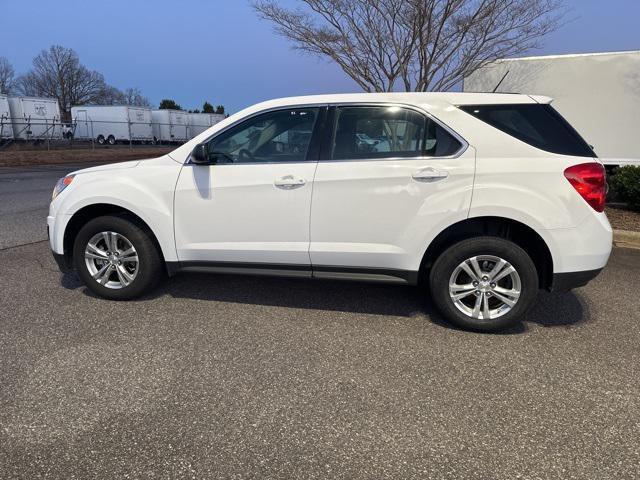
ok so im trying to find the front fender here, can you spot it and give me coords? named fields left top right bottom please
left=50, top=157, right=181, bottom=262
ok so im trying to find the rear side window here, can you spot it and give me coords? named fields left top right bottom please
left=460, top=104, right=594, bottom=158
left=425, top=118, right=463, bottom=157
left=330, top=106, right=463, bottom=160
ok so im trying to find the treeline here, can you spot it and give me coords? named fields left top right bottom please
left=0, top=45, right=225, bottom=120
left=159, top=99, right=225, bottom=115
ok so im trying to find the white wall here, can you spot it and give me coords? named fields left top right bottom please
left=464, top=51, right=640, bottom=160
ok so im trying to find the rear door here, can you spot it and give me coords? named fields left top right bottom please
left=309, top=104, right=475, bottom=280
left=74, top=110, right=90, bottom=139
left=171, top=111, right=188, bottom=141
left=0, top=97, right=11, bottom=139
left=128, top=108, right=151, bottom=140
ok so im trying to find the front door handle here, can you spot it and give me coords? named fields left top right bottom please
left=412, top=167, right=449, bottom=182
left=274, top=175, right=306, bottom=189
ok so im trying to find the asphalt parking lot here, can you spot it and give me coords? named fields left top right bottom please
left=1, top=164, right=639, bottom=479
left=0, top=164, right=87, bottom=249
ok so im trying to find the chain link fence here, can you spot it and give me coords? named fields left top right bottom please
left=0, top=117, right=213, bottom=152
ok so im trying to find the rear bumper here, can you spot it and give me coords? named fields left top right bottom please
left=544, top=212, right=612, bottom=274
left=551, top=268, right=603, bottom=292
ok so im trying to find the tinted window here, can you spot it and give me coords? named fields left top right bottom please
left=331, top=106, right=424, bottom=160
left=460, top=104, right=594, bottom=157
left=206, top=108, right=319, bottom=163
left=425, top=118, right=464, bottom=157
left=331, top=106, right=462, bottom=160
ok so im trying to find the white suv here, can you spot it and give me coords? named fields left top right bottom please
left=48, top=93, right=612, bottom=331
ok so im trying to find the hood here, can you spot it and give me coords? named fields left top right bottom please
left=70, top=160, right=140, bottom=176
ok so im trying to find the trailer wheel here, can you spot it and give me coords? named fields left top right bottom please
left=97, top=135, right=106, bottom=145
left=107, top=135, right=116, bottom=145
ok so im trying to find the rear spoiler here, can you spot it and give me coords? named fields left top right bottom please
left=528, top=95, right=553, bottom=104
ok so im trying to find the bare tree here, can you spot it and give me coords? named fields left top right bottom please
left=122, top=87, right=151, bottom=107
left=253, top=0, right=565, bottom=92
left=16, top=45, right=110, bottom=118
left=0, top=57, right=16, bottom=94
left=96, top=85, right=126, bottom=105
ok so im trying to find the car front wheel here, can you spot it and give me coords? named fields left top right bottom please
left=429, top=237, right=538, bottom=332
left=73, top=215, right=164, bottom=300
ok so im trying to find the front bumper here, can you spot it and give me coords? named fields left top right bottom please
left=551, top=268, right=603, bottom=292
left=48, top=224, right=72, bottom=273
left=51, top=250, right=73, bottom=273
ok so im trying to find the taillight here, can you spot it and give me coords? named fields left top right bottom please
left=564, top=163, right=607, bottom=212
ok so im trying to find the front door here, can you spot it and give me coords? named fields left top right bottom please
left=174, top=107, right=323, bottom=269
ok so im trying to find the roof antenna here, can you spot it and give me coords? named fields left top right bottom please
left=492, top=70, right=510, bottom=93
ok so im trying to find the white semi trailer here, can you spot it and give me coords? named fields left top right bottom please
left=463, top=50, right=640, bottom=165
left=152, top=109, right=189, bottom=143
left=71, top=105, right=153, bottom=144
left=7, top=96, right=62, bottom=140
left=187, top=112, right=225, bottom=139
left=0, top=94, right=12, bottom=140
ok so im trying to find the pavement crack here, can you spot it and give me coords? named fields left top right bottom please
left=0, top=240, right=48, bottom=252
left=33, top=256, right=60, bottom=274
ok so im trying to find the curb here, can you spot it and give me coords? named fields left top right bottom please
left=613, top=229, right=640, bottom=249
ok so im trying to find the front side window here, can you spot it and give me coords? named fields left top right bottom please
left=331, top=106, right=462, bottom=160
left=460, top=104, right=594, bottom=157
left=205, top=108, right=319, bottom=163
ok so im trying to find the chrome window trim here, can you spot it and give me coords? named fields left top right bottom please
left=324, top=102, right=469, bottom=161
left=185, top=101, right=469, bottom=165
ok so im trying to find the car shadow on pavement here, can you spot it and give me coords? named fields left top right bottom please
left=161, top=272, right=427, bottom=318
left=61, top=271, right=588, bottom=333
left=526, top=290, right=588, bottom=327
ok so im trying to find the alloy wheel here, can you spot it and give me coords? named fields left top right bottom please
left=448, top=255, right=521, bottom=320
left=84, top=231, right=139, bottom=289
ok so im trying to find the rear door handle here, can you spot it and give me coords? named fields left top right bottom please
left=412, top=167, right=449, bottom=182
left=274, top=175, right=306, bottom=189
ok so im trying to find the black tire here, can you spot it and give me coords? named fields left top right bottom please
left=73, top=215, right=164, bottom=300
left=429, top=237, right=538, bottom=332
left=107, top=135, right=116, bottom=145
left=96, top=135, right=105, bottom=145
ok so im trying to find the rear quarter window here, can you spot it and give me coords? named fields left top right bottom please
left=460, top=104, right=595, bottom=158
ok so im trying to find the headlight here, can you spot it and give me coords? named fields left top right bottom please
left=52, top=175, right=75, bottom=200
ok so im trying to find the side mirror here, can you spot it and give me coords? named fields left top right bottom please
left=190, top=143, right=209, bottom=164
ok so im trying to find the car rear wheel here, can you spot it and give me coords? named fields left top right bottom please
left=96, top=135, right=105, bottom=145
left=73, top=215, right=164, bottom=300
left=107, top=135, right=116, bottom=145
left=429, top=237, right=538, bottom=332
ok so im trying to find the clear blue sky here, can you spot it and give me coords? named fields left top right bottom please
left=1, top=0, right=638, bottom=113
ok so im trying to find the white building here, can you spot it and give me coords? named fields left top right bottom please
left=464, top=50, right=640, bottom=164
